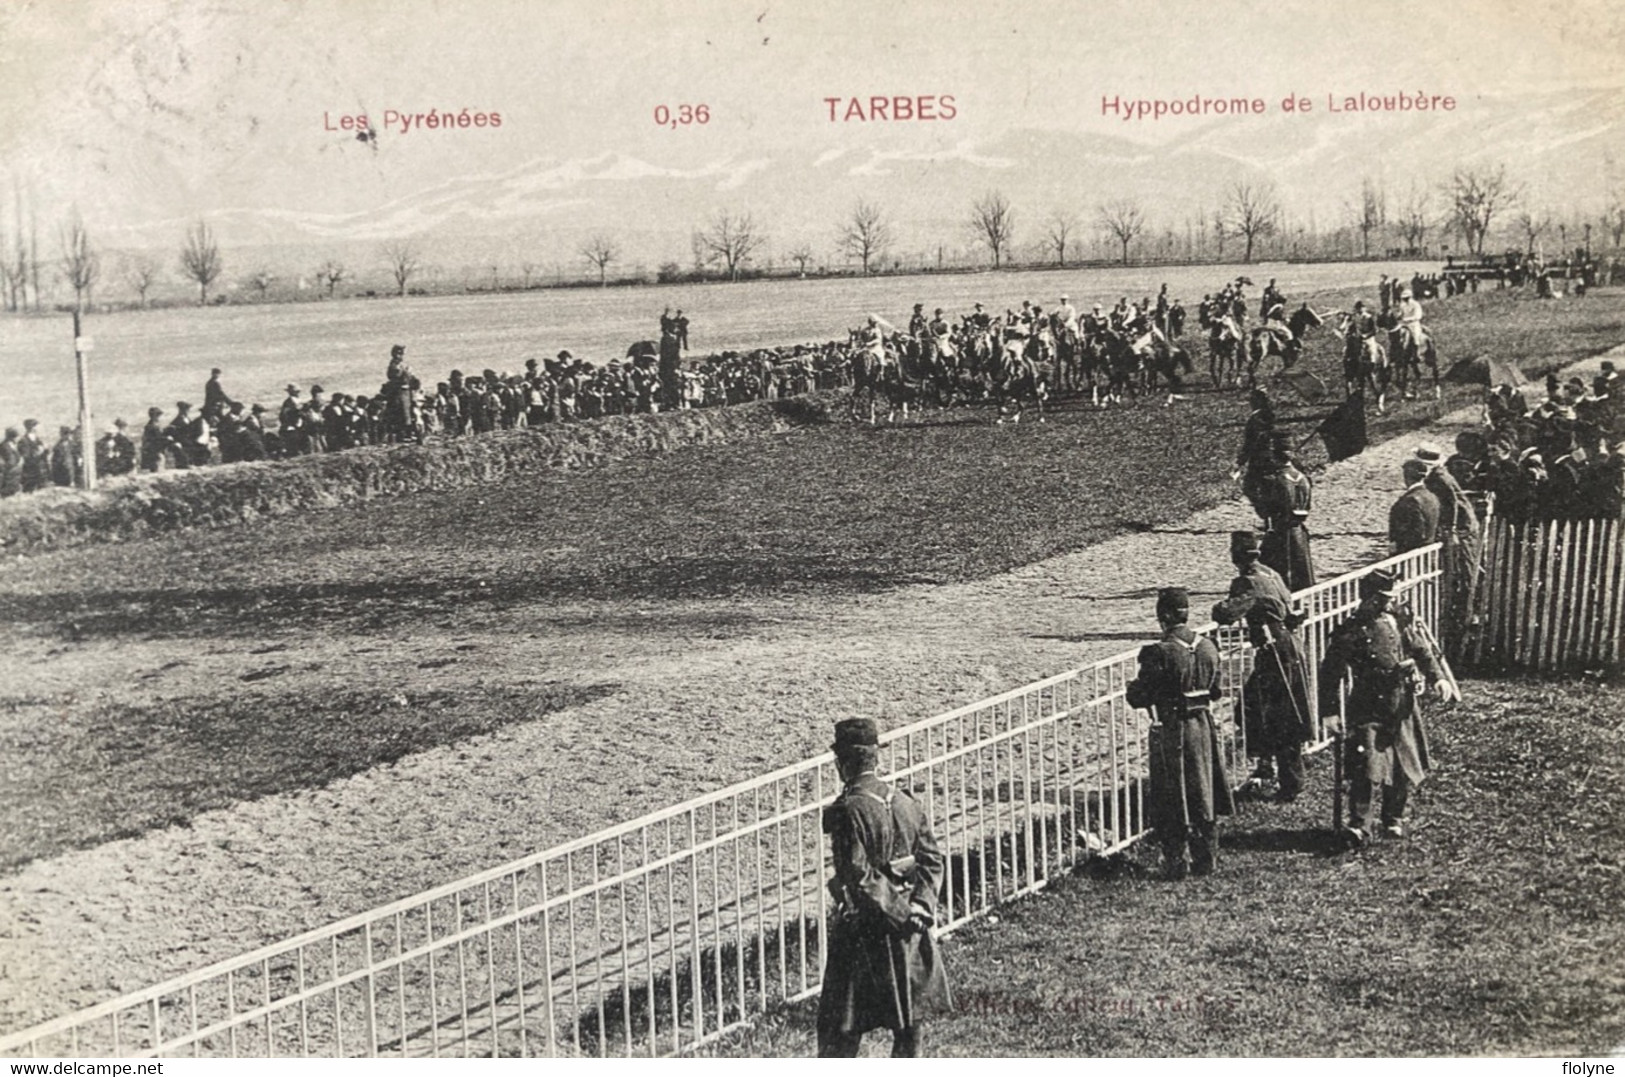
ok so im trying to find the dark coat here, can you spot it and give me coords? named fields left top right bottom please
left=1319, top=601, right=1440, bottom=788
left=1389, top=484, right=1441, bottom=553
left=817, top=773, right=950, bottom=1036
left=0, top=439, right=22, bottom=496
left=1257, top=464, right=1317, bottom=590
left=1127, top=627, right=1235, bottom=833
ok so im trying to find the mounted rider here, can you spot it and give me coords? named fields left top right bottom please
left=1343, top=300, right=1378, bottom=361
left=1055, top=294, right=1079, bottom=336
left=965, top=302, right=993, bottom=331
left=907, top=303, right=929, bottom=340
left=1395, top=286, right=1428, bottom=357
left=927, top=307, right=955, bottom=362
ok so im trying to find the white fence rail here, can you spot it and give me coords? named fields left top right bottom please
left=0, top=545, right=1439, bottom=1058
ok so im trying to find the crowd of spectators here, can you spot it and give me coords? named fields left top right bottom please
left=1444, top=363, right=1624, bottom=520
left=0, top=339, right=860, bottom=495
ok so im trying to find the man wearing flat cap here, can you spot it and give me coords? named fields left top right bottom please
left=1319, top=567, right=1450, bottom=845
left=1126, top=588, right=1234, bottom=879
left=1214, top=579, right=1313, bottom=802
left=817, top=718, right=950, bottom=1057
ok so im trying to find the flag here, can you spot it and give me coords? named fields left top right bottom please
left=1317, top=392, right=1368, bottom=462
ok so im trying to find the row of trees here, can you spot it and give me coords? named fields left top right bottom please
left=10, top=167, right=1625, bottom=312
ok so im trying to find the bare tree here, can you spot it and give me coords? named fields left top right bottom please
left=245, top=268, right=276, bottom=300
left=1443, top=165, right=1518, bottom=257
left=1096, top=199, right=1147, bottom=265
left=179, top=220, right=223, bottom=305
left=969, top=191, right=1016, bottom=268
left=1395, top=183, right=1432, bottom=255
left=1224, top=181, right=1280, bottom=263
left=1352, top=177, right=1387, bottom=258
left=520, top=261, right=539, bottom=289
left=1514, top=211, right=1550, bottom=254
left=57, top=212, right=100, bottom=313
left=1211, top=209, right=1228, bottom=259
left=787, top=243, right=814, bottom=276
left=580, top=234, right=620, bottom=286
left=1046, top=210, right=1079, bottom=267
left=694, top=211, right=765, bottom=281
left=381, top=240, right=419, bottom=296
left=837, top=200, right=892, bottom=274
left=316, top=259, right=346, bottom=298
left=119, top=253, right=159, bottom=307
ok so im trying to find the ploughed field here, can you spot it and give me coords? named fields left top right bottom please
left=8, top=259, right=1400, bottom=431
left=0, top=286, right=1620, bottom=1041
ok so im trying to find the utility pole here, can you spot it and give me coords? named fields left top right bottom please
left=73, top=306, right=95, bottom=489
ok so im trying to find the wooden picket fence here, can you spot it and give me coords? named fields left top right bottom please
left=1470, top=514, right=1625, bottom=671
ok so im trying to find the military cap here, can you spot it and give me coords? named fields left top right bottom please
left=23, top=418, right=38, bottom=429
left=286, top=384, right=300, bottom=395
left=175, top=400, right=191, bottom=411
left=831, top=718, right=879, bottom=752
left=391, top=344, right=406, bottom=356
left=250, top=403, right=266, bottom=413
left=310, top=384, right=324, bottom=394
left=113, top=417, right=127, bottom=428
left=148, top=406, right=163, bottom=418
left=210, top=367, right=222, bottom=377
left=1401, top=458, right=1429, bottom=482
left=1358, top=567, right=1397, bottom=598
left=1230, top=529, right=1262, bottom=557
left=1414, top=442, right=1445, bottom=465
left=1156, top=587, right=1191, bottom=619
left=557, top=350, right=573, bottom=361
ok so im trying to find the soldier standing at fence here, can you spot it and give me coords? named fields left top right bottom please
left=1416, top=442, right=1481, bottom=655
left=1256, top=432, right=1318, bottom=591
left=1389, top=459, right=1441, bottom=554
left=1126, top=588, right=1235, bottom=879
left=1319, top=568, right=1450, bottom=846
left=1214, top=583, right=1313, bottom=803
left=817, top=718, right=950, bottom=1058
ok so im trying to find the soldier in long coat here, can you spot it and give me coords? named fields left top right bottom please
left=1319, top=568, right=1446, bottom=845
left=1389, top=459, right=1441, bottom=553
left=1215, top=584, right=1313, bottom=802
left=1127, top=588, right=1235, bottom=879
left=1416, top=442, right=1481, bottom=656
left=1256, top=433, right=1317, bottom=591
left=817, top=719, right=950, bottom=1057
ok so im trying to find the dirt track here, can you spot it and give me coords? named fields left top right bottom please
left=1, top=347, right=1618, bottom=1037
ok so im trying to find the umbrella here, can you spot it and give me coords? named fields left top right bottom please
left=1442, top=354, right=1528, bottom=387
left=1274, top=369, right=1328, bottom=404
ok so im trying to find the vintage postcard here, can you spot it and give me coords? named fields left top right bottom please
left=1, top=0, right=1622, bottom=1063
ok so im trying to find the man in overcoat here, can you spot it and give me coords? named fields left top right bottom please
left=1319, top=568, right=1447, bottom=845
left=1215, top=583, right=1313, bottom=802
left=1255, top=432, right=1317, bottom=591
left=1389, top=459, right=1441, bottom=553
left=1126, top=588, right=1235, bottom=879
left=817, top=718, right=950, bottom=1057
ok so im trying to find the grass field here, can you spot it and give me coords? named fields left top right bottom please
left=0, top=286, right=1621, bottom=1041
left=710, top=675, right=1625, bottom=1057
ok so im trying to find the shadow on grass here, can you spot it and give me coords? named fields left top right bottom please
left=1221, top=826, right=1349, bottom=857
left=0, top=681, right=620, bottom=869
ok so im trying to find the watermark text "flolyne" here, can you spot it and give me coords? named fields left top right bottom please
left=1102, top=90, right=1456, bottom=122
left=1559, top=1064, right=1614, bottom=1076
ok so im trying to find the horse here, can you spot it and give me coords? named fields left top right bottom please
left=1246, top=304, right=1325, bottom=384
left=1336, top=314, right=1392, bottom=414
left=993, top=333, right=1050, bottom=423
left=1207, top=314, right=1245, bottom=388
left=1387, top=317, right=1441, bottom=400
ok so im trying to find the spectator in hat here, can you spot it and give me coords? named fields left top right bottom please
left=1416, top=442, right=1481, bottom=654
left=203, top=368, right=233, bottom=418
left=1213, top=529, right=1294, bottom=619
left=1389, top=459, right=1440, bottom=554
left=278, top=385, right=307, bottom=455
left=1214, top=580, right=1313, bottom=802
left=1255, top=431, right=1317, bottom=591
left=96, top=419, right=136, bottom=478
left=816, top=718, right=950, bottom=1057
left=1126, top=587, right=1234, bottom=879
left=49, top=425, right=79, bottom=487
left=0, top=427, right=23, bottom=497
left=1319, top=567, right=1449, bottom=846
left=140, top=407, right=168, bottom=472
left=18, top=419, right=47, bottom=493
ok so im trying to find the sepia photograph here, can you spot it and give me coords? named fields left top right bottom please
left=0, top=0, right=1622, bottom=1060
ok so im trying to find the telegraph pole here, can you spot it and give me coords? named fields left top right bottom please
left=73, top=305, right=95, bottom=490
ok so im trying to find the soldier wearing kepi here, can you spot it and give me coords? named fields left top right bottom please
left=1126, top=588, right=1235, bottom=879
left=1256, top=432, right=1317, bottom=591
left=1319, top=567, right=1451, bottom=846
left=817, top=719, right=950, bottom=1058
left=1214, top=582, right=1313, bottom=802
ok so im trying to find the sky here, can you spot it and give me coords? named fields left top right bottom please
left=1, top=0, right=1622, bottom=273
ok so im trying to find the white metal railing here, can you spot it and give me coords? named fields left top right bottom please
left=0, top=545, right=1439, bottom=1058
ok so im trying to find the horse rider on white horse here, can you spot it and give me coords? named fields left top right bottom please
left=1056, top=294, right=1080, bottom=335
